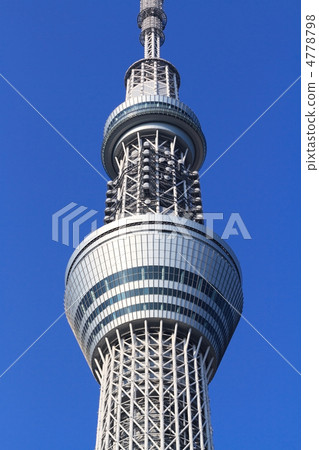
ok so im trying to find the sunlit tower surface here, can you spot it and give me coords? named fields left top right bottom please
left=64, top=1, right=243, bottom=448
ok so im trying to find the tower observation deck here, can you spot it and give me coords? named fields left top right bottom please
left=64, top=1, right=243, bottom=448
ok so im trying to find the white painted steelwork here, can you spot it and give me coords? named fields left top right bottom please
left=125, top=59, right=180, bottom=100
left=95, top=323, right=214, bottom=450
left=64, top=1, right=243, bottom=449
left=104, top=128, right=204, bottom=224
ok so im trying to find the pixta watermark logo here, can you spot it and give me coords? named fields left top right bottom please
left=119, top=212, right=251, bottom=241
left=52, top=202, right=98, bottom=248
left=52, top=207, right=251, bottom=248
left=205, top=213, right=252, bottom=239
left=168, top=212, right=251, bottom=241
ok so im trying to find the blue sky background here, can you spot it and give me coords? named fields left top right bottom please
left=0, top=1, right=300, bottom=448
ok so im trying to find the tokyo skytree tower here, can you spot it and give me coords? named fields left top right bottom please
left=64, top=1, right=243, bottom=449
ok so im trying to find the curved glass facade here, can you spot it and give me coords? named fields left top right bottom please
left=86, top=301, right=226, bottom=356
left=101, top=95, right=207, bottom=178
left=64, top=215, right=243, bottom=375
left=103, top=96, right=203, bottom=137
left=74, top=265, right=237, bottom=340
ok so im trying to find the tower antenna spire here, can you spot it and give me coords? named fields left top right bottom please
left=138, top=0, right=167, bottom=58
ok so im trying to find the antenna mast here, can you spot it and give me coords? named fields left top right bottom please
left=138, top=0, right=167, bottom=58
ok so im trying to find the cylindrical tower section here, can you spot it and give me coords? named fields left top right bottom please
left=101, top=96, right=207, bottom=180
left=64, top=215, right=243, bottom=382
left=94, top=323, right=214, bottom=449
left=124, top=59, right=180, bottom=100
left=103, top=125, right=205, bottom=225
left=138, top=0, right=167, bottom=58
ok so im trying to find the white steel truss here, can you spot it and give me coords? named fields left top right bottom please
left=144, top=31, right=161, bottom=58
left=95, top=322, right=214, bottom=450
left=104, top=130, right=204, bottom=224
left=125, top=60, right=180, bottom=100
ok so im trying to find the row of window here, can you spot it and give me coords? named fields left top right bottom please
left=79, top=285, right=232, bottom=345
left=86, top=302, right=227, bottom=358
left=74, top=265, right=236, bottom=329
left=65, top=219, right=241, bottom=284
left=104, top=99, right=201, bottom=138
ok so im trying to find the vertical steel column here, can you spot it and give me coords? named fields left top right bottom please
left=129, top=324, right=136, bottom=450
left=154, top=59, right=158, bottom=94
left=201, top=351, right=214, bottom=450
left=144, top=321, right=150, bottom=449
left=120, top=142, right=128, bottom=220
left=165, top=64, right=170, bottom=97
left=170, top=136, right=178, bottom=215
left=159, top=321, right=164, bottom=449
left=193, top=341, right=205, bottom=450
left=171, top=324, right=181, bottom=450
left=173, top=73, right=179, bottom=100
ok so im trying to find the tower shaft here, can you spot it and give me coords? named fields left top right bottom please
left=104, top=130, right=204, bottom=224
left=138, top=0, right=167, bottom=58
left=95, top=323, right=213, bottom=450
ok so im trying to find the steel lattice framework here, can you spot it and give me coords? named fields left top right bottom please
left=95, top=323, right=213, bottom=450
left=104, top=130, right=203, bottom=224
left=64, top=1, right=243, bottom=449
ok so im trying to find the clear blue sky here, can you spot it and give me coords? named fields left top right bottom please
left=0, top=1, right=300, bottom=449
